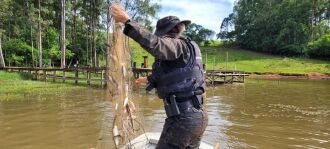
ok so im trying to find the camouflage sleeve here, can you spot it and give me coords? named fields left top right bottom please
left=123, top=21, right=189, bottom=61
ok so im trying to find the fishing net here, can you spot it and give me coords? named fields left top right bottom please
left=105, top=9, right=149, bottom=149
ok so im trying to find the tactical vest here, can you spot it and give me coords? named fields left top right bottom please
left=147, top=37, right=206, bottom=100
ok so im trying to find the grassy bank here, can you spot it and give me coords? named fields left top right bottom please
left=0, top=71, right=84, bottom=100
left=130, top=40, right=330, bottom=74
left=130, top=39, right=154, bottom=67
left=201, top=47, right=330, bottom=74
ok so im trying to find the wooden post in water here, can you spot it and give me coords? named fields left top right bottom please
left=87, top=71, right=91, bottom=85
left=243, top=73, right=245, bottom=83
left=36, top=70, right=40, bottom=80
left=75, top=69, right=79, bottom=84
left=231, top=72, right=234, bottom=83
left=101, top=70, right=104, bottom=87
left=224, top=73, right=226, bottom=83
left=32, top=70, right=35, bottom=79
left=43, top=70, right=47, bottom=81
left=62, top=70, right=66, bottom=83
left=53, top=70, right=56, bottom=82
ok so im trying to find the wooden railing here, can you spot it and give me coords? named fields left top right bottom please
left=1, top=67, right=107, bottom=86
left=1, top=67, right=249, bottom=85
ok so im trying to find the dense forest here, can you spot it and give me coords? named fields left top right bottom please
left=0, top=0, right=160, bottom=68
left=219, top=0, right=330, bottom=59
left=1, top=0, right=329, bottom=68
left=0, top=0, right=217, bottom=68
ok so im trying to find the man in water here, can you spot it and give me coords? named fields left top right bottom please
left=112, top=4, right=208, bottom=149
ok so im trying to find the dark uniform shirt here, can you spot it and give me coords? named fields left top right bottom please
left=123, top=21, right=191, bottom=65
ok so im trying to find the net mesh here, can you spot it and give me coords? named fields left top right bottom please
left=106, top=16, right=149, bottom=149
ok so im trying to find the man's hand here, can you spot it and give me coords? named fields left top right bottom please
left=134, top=77, right=148, bottom=86
left=111, top=3, right=129, bottom=23
left=133, top=77, right=148, bottom=91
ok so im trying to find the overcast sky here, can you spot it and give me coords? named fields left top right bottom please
left=153, top=0, right=235, bottom=34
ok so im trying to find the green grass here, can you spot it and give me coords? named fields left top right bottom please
left=201, top=47, right=330, bottom=74
left=130, top=39, right=155, bottom=67
left=129, top=40, right=330, bottom=74
left=0, top=71, right=85, bottom=100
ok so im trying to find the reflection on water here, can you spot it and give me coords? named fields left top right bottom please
left=0, top=79, right=329, bottom=149
left=0, top=89, right=110, bottom=149
left=204, top=79, right=330, bottom=149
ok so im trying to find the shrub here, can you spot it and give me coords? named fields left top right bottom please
left=3, top=39, right=34, bottom=66
left=307, top=34, right=330, bottom=60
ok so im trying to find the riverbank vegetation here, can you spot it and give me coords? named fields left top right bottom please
left=0, top=0, right=329, bottom=76
left=0, top=0, right=160, bottom=68
left=0, top=71, right=84, bottom=100
left=219, top=0, right=330, bottom=60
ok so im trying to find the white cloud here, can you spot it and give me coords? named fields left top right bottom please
left=152, top=0, right=235, bottom=34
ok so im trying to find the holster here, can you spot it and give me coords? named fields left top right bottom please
left=192, top=95, right=202, bottom=109
left=164, top=95, right=181, bottom=117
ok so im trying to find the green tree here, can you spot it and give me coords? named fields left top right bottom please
left=307, top=34, right=330, bottom=60
left=219, top=0, right=330, bottom=58
left=3, top=39, right=33, bottom=66
left=0, top=0, right=161, bottom=67
left=185, top=23, right=215, bottom=45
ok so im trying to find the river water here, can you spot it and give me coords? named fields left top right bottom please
left=0, top=79, right=329, bottom=149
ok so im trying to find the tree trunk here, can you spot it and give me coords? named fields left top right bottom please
left=86, top=25, right=89, bottom=65
left=0, top=33, right=5, bottom=68
left=328, top=3, right=330, bottom=28
left=311, top=0, right=317, bottom=40
left=27, top=0, right=34, bottom=68
left=91, top=0, right=97, bottom=67
left=92, top=20, right=96, bottom=67
left=8, top=18, right=11, bottom=39
left=60, top=0, right=66, bottom=68
left=72, top=0, right=77, bottom=47
left=31, top=26, right=34, bottom=68
left=38, top=0, right=43, bottom=67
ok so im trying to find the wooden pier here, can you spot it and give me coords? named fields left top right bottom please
left=132, top=67, right=249, bottom=84
left=131, top=56, right=249, bottom=84
left=206, top=70, right=249, bottom=84
left=1, top=67, right=107, bottom=86
left=1, top=66, right=249, bottom=86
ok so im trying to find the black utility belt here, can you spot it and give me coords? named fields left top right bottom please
left=163, top=95, right=202, bottom=117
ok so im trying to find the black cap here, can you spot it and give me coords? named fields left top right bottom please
left=154, top=16, right=191, bottom=36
